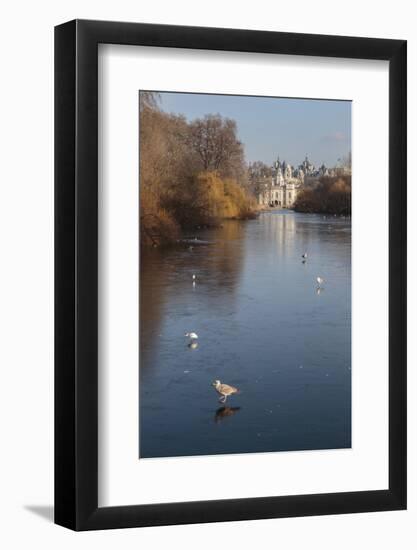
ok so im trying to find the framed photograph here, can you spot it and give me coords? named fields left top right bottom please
left=55, top=20, right=406, bottom=530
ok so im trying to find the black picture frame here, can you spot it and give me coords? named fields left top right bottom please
left=55, top=19, right=407, bottom=531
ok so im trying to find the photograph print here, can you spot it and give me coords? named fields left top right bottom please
left=139, top=91, right=352, bottom=459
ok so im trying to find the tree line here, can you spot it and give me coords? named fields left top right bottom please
left=293, top=175, right=351, bottom=216
left=140, top=92, right=256, bottom=247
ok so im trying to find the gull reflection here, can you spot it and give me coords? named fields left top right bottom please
left=214, top=406, right=241, bottom=424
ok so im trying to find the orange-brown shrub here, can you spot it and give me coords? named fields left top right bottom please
left=294, top=175, right=351, bottom=215
left=140, top=186, right=180, bottom=247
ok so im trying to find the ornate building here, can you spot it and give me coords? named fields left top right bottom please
left=257, top=155, right=331, bottom=208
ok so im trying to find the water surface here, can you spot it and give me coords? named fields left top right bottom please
left=140, top=211, right=351, bottom=458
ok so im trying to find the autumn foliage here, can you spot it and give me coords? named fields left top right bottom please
left=140, top=93, right=256, bottom=247
left=293, top=175, right=351, bottom=216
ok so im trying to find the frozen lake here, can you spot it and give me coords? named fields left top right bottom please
left=139, top=210, right=351, bottom=458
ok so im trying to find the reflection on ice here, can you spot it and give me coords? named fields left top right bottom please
left=214, top=406, right=241, bottom=424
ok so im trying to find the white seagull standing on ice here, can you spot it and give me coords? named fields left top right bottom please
left=302, top=253, right=308, bottom=259
left=316, top=276, right=325, bottom=287
left=185, top=332, right=198, bottom=341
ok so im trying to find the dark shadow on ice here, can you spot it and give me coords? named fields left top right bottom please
left=214, top=406, right=241, bottom=423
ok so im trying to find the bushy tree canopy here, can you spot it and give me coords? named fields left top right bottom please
left=139, top=93, right=255, bottom=246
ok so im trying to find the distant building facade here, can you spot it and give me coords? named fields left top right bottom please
left=257, top=155, right=334, bottom=208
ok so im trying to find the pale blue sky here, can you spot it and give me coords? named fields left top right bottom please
left=157, top=91, right=351, bottom=168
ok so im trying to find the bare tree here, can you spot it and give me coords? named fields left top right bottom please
left=248, top=161, right=272, bottom=197
left=187, top=114, right=245, bottom=178
left=139, top=102, right=255, bottom=245
left=139, top=91, right=161, bottom=112
left=343, top=151, right=352, bottom=169
left=248, top=161, right=272, bottom=183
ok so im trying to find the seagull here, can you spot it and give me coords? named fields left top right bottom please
left=185, top=332, right=198, bottom=341
left=302, top=253, right=308, bottom=259
left=316, top=276, right=325, bottom=287
left=192, top=274, right=196, bottom=281
left=212, top=380, right=240, bottom=403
